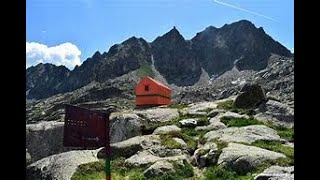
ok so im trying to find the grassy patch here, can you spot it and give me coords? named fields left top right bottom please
left=197, top=117, right=210, bottom=126
left=160, top=134, right=183, bottom=149
left=251, top=140, right=294, bottom=166
left=180, top=133, right=198, bottom=154
left=111, top=157, right=146, bottom=180
left=151, top=160, right=194, bottom=180
left=217, top=100, right=234, bottom=110
left=160, top=131, right=198, bottom=154
left=204, top=165, right=252, bottom=180
left=137, top=63, right=155, bottom=78
left=71, top=160, right=105, bottom=180
left=269, top=125, right=294, bottom=142
left=217, top=100, right=253, bottom=115
left=112, top=158, right=194, bottom=180
left=221, top=117, right=263, bottom=127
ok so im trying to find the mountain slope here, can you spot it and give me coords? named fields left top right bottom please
left=192, top=20, right=292, bottom=76
left=26, top=63, right=70, bottom=99
left=26, top=19, right=293, bottom=100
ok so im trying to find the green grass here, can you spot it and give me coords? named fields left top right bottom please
left=71, top=160, right=105, bottom=180
left=197, top=117, right=210, bottom=126
left=217, top=100, right=234, bottom=110
left=204, top=165, right=253, bottom=180
left=217, top=100, right=253, bottom=115
left=112, top=158, right=194, bottom=180
left=148, top=160, right=194, bottom=180
left=160, top=134, right=183, bottom=149
left=251, top=140, right=294, bottom=166
left=269, top=125, right=294, bottom=142
left=137, top=63, right=155, bottom=78
left=220, top=116, right=294, bottom=142
left=111, top=157, right=146, bottom=180
left=221, top=117, right=263, bottom=127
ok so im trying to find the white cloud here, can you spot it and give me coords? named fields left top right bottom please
left=26, top=42, right=82, bottom=70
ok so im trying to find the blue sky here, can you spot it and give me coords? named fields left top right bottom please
left=26, top=0, right=294, bottom=70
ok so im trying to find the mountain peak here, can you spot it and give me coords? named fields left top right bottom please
left=168, top=26, right=180, bottom=34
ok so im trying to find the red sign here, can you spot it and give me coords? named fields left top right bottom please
left=63, top=104, right=109, bottom=148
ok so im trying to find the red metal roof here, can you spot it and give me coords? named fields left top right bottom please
left=144, top=76, right=171, bottom=90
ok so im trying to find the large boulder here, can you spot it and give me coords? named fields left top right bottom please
left=133, top=108, right=179, bottom=122
left=143, top=160, right=175, bottom=178
left=255, top=100, right=294, bottom=128
left=203, top=125, right=283, bottom=144
left=26, top=150, right=99, bottom=180
left=26, top=121, right=74, bottom=164
left=234, top=83, right=267, bottom=109
left=98, top=135, right=161, bottom=158
left=218, top=143, right=286, bottom=173
left=254, top=165, right=294, bottom=180
left=109, top=113, right=143, bottom=143
left=153, top=125, right=181, bottom=135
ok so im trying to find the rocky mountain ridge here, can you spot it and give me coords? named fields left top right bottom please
left=26, top=19, right=292, bottom=100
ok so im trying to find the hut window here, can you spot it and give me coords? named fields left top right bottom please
left=145, top=85, right=149, bottom=91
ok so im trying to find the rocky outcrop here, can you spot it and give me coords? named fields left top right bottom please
left=125, top=150, right=187, bottom=168
left=195, top=121, right=227, bottom=131
left=26, top=63, right=70, bottom=99
left=218, top=143, right=286, bottom=173
left=26, top=121, right=71, bottom=164
left=191, top=142, right=218, bottom=167
left=27, top=20, right=292, bottom=100
left=255, top=100, right=294, bottom=128
left=134, top=108, right=179, bottom=123
left=182, top=101, right=218, bottom=115
left=192, top=20, right=292, bottom=76
left=109, top=113, right=143, bottom=143
left=62, top=37, right=152, bottom=93
left=234, top=83, right=267, bottom=109
left=108, top=135, right=161, bottom=158
left=253, top=54, right=294, bottom=106
left=221, top=111, right=250, bottom=119
left=151, top=26, right=202, bottom=86
left=254, top=165, right=294, bottom=180
left=26, top=150, right=99, bottom=180
left=153, top=125, right=181, bottom=135
left=203, top=125, right=283, bottom=144
left=143, top=160, right=175, bottom=178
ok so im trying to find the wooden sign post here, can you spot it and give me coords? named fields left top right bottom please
left=63, top=104, right=110, bottom=180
